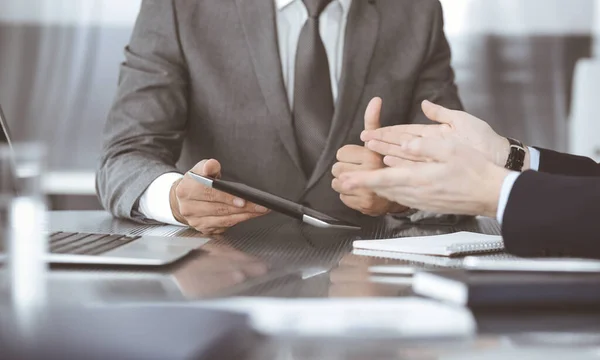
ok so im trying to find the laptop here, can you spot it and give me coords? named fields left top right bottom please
left=0, top=104, right=205, bottom=266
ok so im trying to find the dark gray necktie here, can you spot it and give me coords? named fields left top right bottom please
left=293, top=0, right=335, bottom=176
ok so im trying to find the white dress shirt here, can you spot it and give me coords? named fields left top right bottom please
left=138, top=0, right=352, bottom=225
left=496, top=147, right=541, bottom=224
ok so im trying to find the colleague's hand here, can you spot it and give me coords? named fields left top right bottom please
left=332, top=98, right=408, bottom=216
left=339, top=137, right=511, bottom=218
left=170, top=159, right=269, bottom=235
left=361, top=100, right=514, bottom=168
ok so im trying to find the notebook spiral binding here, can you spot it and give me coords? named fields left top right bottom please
left=447, top=241, right=505, bottom=256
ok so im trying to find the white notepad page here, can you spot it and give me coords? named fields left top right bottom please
left=353, top=232, right=504, bottom=257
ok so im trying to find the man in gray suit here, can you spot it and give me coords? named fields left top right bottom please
left=97, top=0, right=462, bottom=234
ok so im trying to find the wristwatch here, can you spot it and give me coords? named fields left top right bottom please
left=505, top=138, right=526, bottom=172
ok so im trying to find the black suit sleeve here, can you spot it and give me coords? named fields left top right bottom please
left=502, top=170, right=600, bottom=259
left=537, top=148, right=600, bottom=177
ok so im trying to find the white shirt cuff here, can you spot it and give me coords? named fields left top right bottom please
left=138, top=172, right=186, bottom=226
left=528, top=147, right=540, bottom=171
left=496, top=171, right=521, bottom=225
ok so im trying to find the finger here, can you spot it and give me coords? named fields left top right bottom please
left=421, top=100, right=455, bottom=126
left=198, top=227, right=227, bottom=235
left=366, top=140, right=432, bottom=163
left=364, top=97, right=383, bottom=132
left=201, top=159, right=222, bottom=178
left=184, top=160, right=247, bottom=207
left=339, top=194, right=361, bottom=208
left=403, top=137, right=455, bottom=163
left=181, top=177, right=269, bottom=212
left=189, top=212, right=266, bottom=232
left=179, top=200, right=269, bottom=218
left=332, top=178, right=362, bottom=195
left=362, top=125, right=442, bottom=144
left=182, top=178, right=245, bottom=207
left=332, top=162, right=363, bottom=178
left=336, top=145, right=368, bottom=165
left=340, top=193, right=384, bottom=217
left=383, top=156, right=416, bottom=167
left=190, top=159, right=222, bottom=179
left=339, top=168, right=412, bottom=191
left=366, top=139, right=405, bottom=158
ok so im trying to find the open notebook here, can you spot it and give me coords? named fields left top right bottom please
left=353, top=232, right=505, bottom=258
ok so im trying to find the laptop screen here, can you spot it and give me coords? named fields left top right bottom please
left=0, top=105, right=11, bottom=145
left=0, top=104, right=17, bottom=195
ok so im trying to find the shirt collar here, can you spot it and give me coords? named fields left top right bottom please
left=275, top=0, right=353, bottom=13
left=338, top=0, right=352, bottom=13
left=275, top=0, right=295, bottom=10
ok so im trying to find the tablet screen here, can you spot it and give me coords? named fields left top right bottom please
left=204, top=176, right=360, bottom=229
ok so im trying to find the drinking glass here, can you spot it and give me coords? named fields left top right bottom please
left=0, top=143, right=48, bottom=351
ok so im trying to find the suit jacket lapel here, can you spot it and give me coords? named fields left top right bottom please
left=305, top=1, right=380, bottom=190
left=234, top=0, right=306, bottom=179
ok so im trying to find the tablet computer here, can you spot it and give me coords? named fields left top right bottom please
left=187, top=172, right=361, bottom=230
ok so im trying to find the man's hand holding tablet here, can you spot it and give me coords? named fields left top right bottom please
left=184, top=171, right=361, bottom=231
left=170, top=159, right=270, bottom=235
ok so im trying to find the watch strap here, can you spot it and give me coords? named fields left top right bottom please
left=505, top=138, right=526, bottom=172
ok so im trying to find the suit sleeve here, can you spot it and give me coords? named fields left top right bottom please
left=502, top=171, right=600, bottom=259
left=96, top=0, right=188, bottom=221
left=408, top=0, right=463, bottom=124
left=536, top=148, right=600, bottom=177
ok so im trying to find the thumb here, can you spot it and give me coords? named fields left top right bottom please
left=422, top=100, right=454, bottom=126
left=364, top=97, right=383, bottom=132
left=197, top=159, right=222, bottom=178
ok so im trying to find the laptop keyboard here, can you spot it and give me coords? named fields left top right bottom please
left=49, top=232, right=141, bottom=256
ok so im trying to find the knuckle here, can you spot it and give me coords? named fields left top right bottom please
left=216, top=206, right=231, bottom=216
left=332, top=163, right=341, bottom=176
left=409, top=139, right=423, bottom=153
left=370, top=140, right=384, bottom=152
left=361, top=198, right=376, bottom=210
left=223, top=218, right=238, bottom=228
left=204, top=188, right=216, bottom=202
left=179, top=203, right=192, bottom=217
left=336, top=147, right=346, bottom=160
left=366, top=152, right=382, bottom=165
left=174, top=180, right=187, bottom=199
left=201, top=228, right=216, bottom=235
left=447, top=142, right=458, bottom=156
left=193, top=223, right=210, bottom=234
left=192, top=159, right=209, bottom=173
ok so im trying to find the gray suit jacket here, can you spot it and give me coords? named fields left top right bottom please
left=97, top=0, right=463, bottom=224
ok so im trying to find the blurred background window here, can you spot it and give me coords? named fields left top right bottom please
left=0, top=0, right=596, bottom=210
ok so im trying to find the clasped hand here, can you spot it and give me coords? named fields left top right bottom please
left=339, top=100, right=513, bottom=217
left=331, top=98, right=408, bottom=216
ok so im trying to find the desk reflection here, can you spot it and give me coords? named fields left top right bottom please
left=171, top=243, right=269, bottom=299
left=47, top=212, right=502, bottom=301
left=328, top=253, right=413, bottom=298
